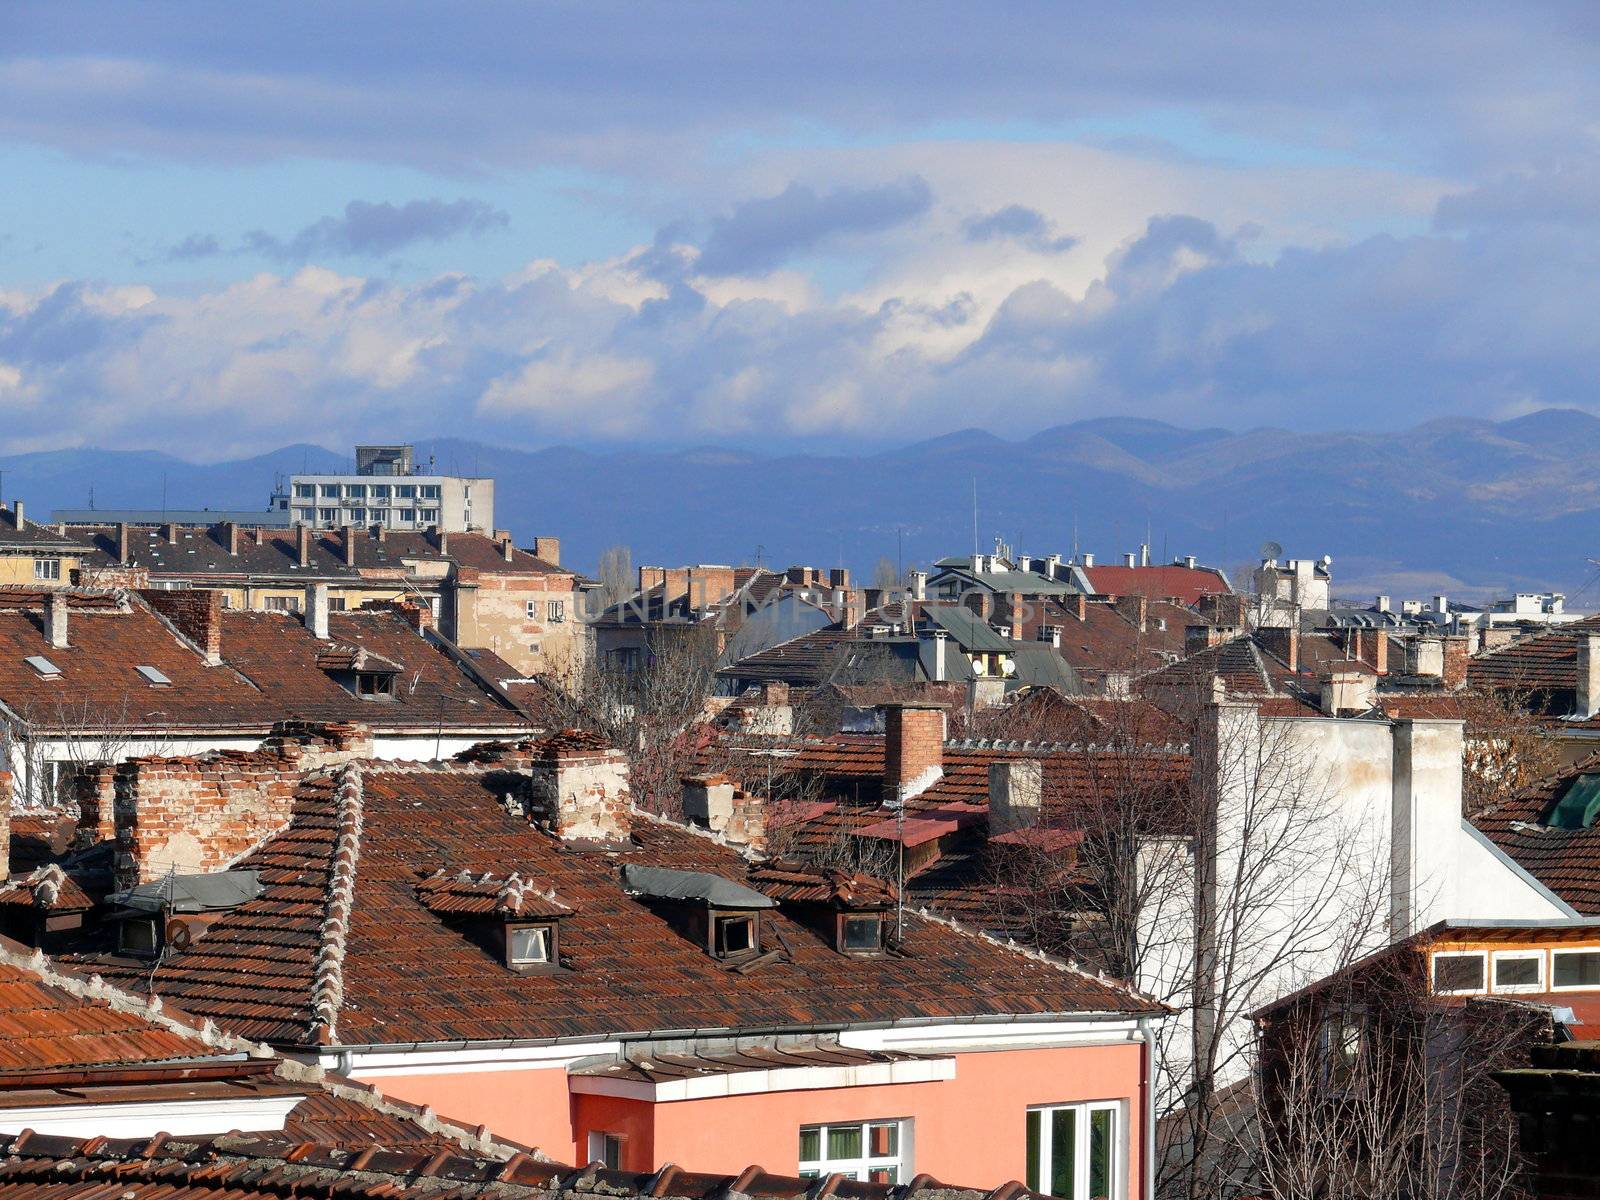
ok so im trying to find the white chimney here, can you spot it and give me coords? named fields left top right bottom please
left=1045, top=553, right=1062, bottom=577
left=1081, top=553, right=1094, bottom=569
left=1578, top=634, right=1600, bottom=719
left=45, top=592, right=67, bottom=649
left=306, top=583, right=330, bottom=640
left=10, top=500, right=23, bottom=527
left=931, top=630, right=949, bottom=682
left=910, top=570, right=928, bottom=601
left=1139, top=543, right=1150, bottom=567
left=1390, top=719, right=1464, bottom=935
left=1376, top=594, right=1391, bottom=613
left=1123, top=552, right=1136, bottom=568
left=1433, top=594, right=1449, bottom=615
left=1183, top=555, right=1197, bottom=570
left=989, top=760, right=1043, bottom=834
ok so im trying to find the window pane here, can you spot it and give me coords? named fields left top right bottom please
left=509, top=926, right=549, bottom=963
left=1545, top=774, right=1600, bottom=829
left=1026, top=1109, right=1041, bottom=1192
left=1495, top=955, right=1540, bottom=989
left=1433, top=954, right=1484, bottom=992
left=798, top=1128, right=820, bottom=1161
left=869, top=1121, right=897, bottom=1156
left=826, top=1125, right=862, bottom=1159
left=845, top=916, right=882, bottom=950
left=868, top=1168, right=898, bottom=1184
left=1051, top=1108, right=1076, bottom=1198
left=1089, top=1109, right=1114, bottom=1200
left=1555, top=951, right=1600, bottom=987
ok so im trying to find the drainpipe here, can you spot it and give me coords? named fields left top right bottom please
left=1139, top=1015, right=1156, bottom=1200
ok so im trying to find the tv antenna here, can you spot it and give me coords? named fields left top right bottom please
left=1260, top=539, right=1283, bottom=562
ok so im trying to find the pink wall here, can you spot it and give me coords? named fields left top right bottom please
left=364, top=1041, right=1146, bottom=1192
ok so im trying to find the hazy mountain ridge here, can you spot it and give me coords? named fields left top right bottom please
left=6, top=412, right=1600, bottom=599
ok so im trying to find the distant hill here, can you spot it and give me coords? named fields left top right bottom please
left=9, top=411, right=1600, bottom=602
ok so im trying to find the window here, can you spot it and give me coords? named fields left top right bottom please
left=1321, top=1007, right=1364, bottom=1094
left=420, top=484, right=441, bottom=499
left=34, top=559, right=60, bottom=581
left=842, top=914, right=883, bottom=954
left=508, top=924, right=551, bottom=965
left=1544, top=774, right=1600, bottom=829
left=265, top=595, right=302, bottom=613
left=1493, top=950, right=1544, bottom=993
left=25, top=655, right=61, bottom=679
left=547, top=599, right=566, bottom=623
left=319, top=508, right=338, bottom=523
left=586, top=1132, right=622, bottom=1169
left=328, top=597, right=348, bottom=612
left=799, top=1120, right=906, bottom=1183
left=294, top=484, right=315, bottom=498
left=1026, top=1103, right=1119, bottom=1200
left=295, top=508, right=315, bottom=523
left=1432, top=951, right=1486, bottom=994
left=345, top=508, right=364, bottom=523
left=370, top=484, right=390, bottom=500
left=400, top=509, right=416, bottom=522
left=356, top=672, right=396, bottom=700
left=420, top=508, right=439, bottom=523
left=1553, top=949, right=1600, bottom=990
left=345, top=484, right=366, bottom=499
left=714, top=914, right=754, bottom=957
left=135, top=665, right=172, bottom=688
left=396, top=484, right=416, bottom=499
left=320, top=484, right=340, bottom=498
left=117, top=917, right=160, bottom=958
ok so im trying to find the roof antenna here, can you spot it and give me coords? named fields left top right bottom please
left=971, top=477, right=979, bottom=556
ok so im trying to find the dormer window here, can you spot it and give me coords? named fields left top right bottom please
left=117, top=916, right=161, bottom=957
left=842, top=914, right=884, bottom=954
left=507, top=922, right=554, bottom=967
left=621, top=864, right=776, bottom=963
left=356, top=671, right=396, bottom=699
left=715, top=914, right=755, bottom=957
left=746, top=860, right=896, bottom=957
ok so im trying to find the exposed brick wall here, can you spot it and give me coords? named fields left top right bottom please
left=1442, top=635, right=1470, bottom=691
left=72, top=762, right=118, bottom=847
left=0, top=769, right=11, bottom=880
left=112, top=720, right=373, bottom=887
left=884, top=703, right=945, bottom=800
left=530, top=749, right=631, bottom=843
left=140, top=588, right=224, bottom=665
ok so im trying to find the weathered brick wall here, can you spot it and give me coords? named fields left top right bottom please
left=884, top=704, right=945, bottom=799
left=72, top=762, right=119, bottom=847
left=140, top=587, right=224, bottom=664
left=112, top=721, right=373, bottom=887
left=530, top=750, right=630, bottom=843
left=458, top=571, right=590, bottom=685
left=0, top=769, right=11, bottom=880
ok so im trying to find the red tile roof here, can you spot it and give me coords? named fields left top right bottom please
left=87, top=757, right=1154, bottom=1047
left=1473, top=752, right=1600, bottom=913
left=1082, top=563, right=1230, bottom=605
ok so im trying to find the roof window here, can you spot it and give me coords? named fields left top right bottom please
left=25, top=655, right=61, bottom=678
left=621, top=864, right=776, bottom=963
left=1543, top=773, right=1600, bottom=830
left=135, top=665, right=172, bottom=687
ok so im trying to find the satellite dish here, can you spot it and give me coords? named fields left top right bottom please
left=1260, top=540, right=1284, bottom=561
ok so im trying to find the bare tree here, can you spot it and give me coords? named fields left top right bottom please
left=1, top=692, right=178, bottom=809
left=596, top=545, right=634, bottom=610
left=1457, top=684, right=1563, bottom=822
left=872, top=556, right=901, bottom=593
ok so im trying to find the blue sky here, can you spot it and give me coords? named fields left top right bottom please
left=2, top=2, right=1598, bottom=457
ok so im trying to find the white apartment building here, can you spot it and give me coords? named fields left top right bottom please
left=286, top=444, right=494, bottom=533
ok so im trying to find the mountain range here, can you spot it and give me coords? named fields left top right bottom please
left=6, top=409, right=1600, bottom=603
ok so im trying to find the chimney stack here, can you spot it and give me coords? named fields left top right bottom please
left=295, top=523, right=311, bottom=568
left=1578, top=634, right=1600, bottom=719
left=1081, top=552, right=1095, bottom=568
left=910, top=570, right=928, bottom=601
left=161, top=522, right=177, bottom=544
left=141, top=588, right=224, bottom=666
left=533, top=536, right=560, bottom=566
left=1441, top=635, right=1469, bottom=692
left=1376, top=594, right=1392, bottom=614
left=1008, top=591, right=1025, bottom=641
left=306, top=582, right=330, bottom=640
left=931, top=630, right=949, bottom=682
left=341, top=525, right=357, bottom=568
left=117, top=522, right=131, bottom=564
left=221, top=521, right=239, bottom=556
left=45, top=592, right=68, bottom=649
left=884, top=702, right=945, bottom=802
left=501, top=535, right=515, bottom=563
left=0, top=769, right=11, bottom=881
left=829, top=567, right=850, bottom=589
left=529, top=734, right=631, bottom=844
left=988, top=760, right=1043, bottom=834
left=1123, top=552, right=1136, bottom=568
left=1183, top=554, right=1198, bottom=570
left=430, top=525, right=449, bottom=556
left=9, top=500, right=22, bottom=528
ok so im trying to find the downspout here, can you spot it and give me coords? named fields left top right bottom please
left=1139, top=1015, right=1156, bottom=1200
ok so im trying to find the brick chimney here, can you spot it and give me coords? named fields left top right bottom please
left=306, top=582, right=330, bottom=640
left=73, top=763, right=118, bottom=848
left=341, top=525, right=357, bottom=568
left=295, top=523, right=311, bottom=568
left=1257, top=625, right=1300, bottom=671
left=829, top=567, right=851, bottom=589
left=1440, top=635, right=1469, bottom=692
left=988, top=759, right=1042, bottom=834
left=372, top=523, right=387, bottom=545
left=1115, top=594, right=1149, bottom=633
left=44, top=592, right=68, bottom=649
left=884, top=702, right=945, bottom=802
left=1008, top=592, right=1025, bottom=641
left=116, top=522, right=132, bottom=564
left=681, top=773, right=767, bottom=852
left=528, top=733, right=631, bottom=844
left=219, top=521, right=240, bottom=556
left=533, top=536, right=560, bottom=566
left=1073, top=592, right=1088, bottom=622
left=141, top=588, right=224, bottom=666
left=161, top=522, right=177, bottom=543
left=500, top=535, right=515, bottom=563
left=430, top=525, right=449, bottom=556
left=1578, top=634, right=1600, bottom=719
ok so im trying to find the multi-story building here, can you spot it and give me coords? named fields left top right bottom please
left=287, top=444, right=494, bottom=533
left=0, top=502, right=89, bottom=588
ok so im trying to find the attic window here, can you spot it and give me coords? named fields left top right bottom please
left=25, top=656, right=61, bottom=679
left=1543, top=774, right=1600, bottom=830
left=715, top=914, right=755, bottom=956
left=842, top=914, right=884, bottom=954
left=356, top=672, right=396, bottom=699
left=135, top=665, right=172, bottom=687
left=507, top=922, right=554, bottom=967
left=117, top=916, right=160, bottom=958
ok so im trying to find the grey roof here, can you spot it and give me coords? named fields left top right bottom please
left=621, top=865, right=776, bottom=909
left=54, top=508, right=292, bottom=527
left=110, top=869, right=264, bottom=914
left=1009, top=644, right=1084, bottom=691
left=921, top=604, right=1015, bottom=652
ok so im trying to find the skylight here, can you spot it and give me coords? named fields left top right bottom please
left=25, top=655, right=61, bottom=678
left=1543, top=773, right=1600, bottom=830
left=136, top=665, right=173, bottom=687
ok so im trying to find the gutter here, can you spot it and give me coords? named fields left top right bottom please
left=303, top=1009, right=1156, bottom=1058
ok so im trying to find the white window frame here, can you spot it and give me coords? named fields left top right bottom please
left=547, top=599, right=566, bottom=623
left=1430, top=950, right=1487, bottom=995
left=585, top=1130, right=621, bottom=1169
left=526, top=600, right=539, bottom=620
left=1551, top=948, right=1600, bottom=992
left=798, top=1118, right=909, bottom=1183
left=1026, top=1100, right=1123, bottom=1200
left=1491, top=949, right=1546, bottom=994
left=33, top=559, right=61, bottom=581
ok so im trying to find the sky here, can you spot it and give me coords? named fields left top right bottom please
left=3, top=2, right=1600, bottom=459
